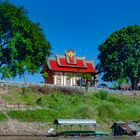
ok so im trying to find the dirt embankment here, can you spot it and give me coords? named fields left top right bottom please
left=0, top=87, right=51, bottom=136
left=0, top=120, right=50, bottom=136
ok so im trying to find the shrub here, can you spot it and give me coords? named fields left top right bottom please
left=7, top=109, right=60, bottom=122
left=94, top=90, right=108, bottom=100
left=108, top=95, right=125, bottom=104
left=97, top=102, right=118, bottom=121
left=28, top=85, right=50, bottom=94
left=52, top=86, right=84, bottom=95
left=0, top=112, right=8, bottom=121
left=36, top=97, right=42, bottom=105
left=27, top=85, right=84, bottom=95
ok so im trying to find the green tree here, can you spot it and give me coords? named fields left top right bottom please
left=97, top=25, right=140, bottom=89
left=0, top=2, right=51, bottom=79
left=42, top=72, right=48, bottom=79
left=77, top=73, right=92, bottom=91
left=67, top=72, right=92, bottom=91
left=82, top=73, right=92, bottom=91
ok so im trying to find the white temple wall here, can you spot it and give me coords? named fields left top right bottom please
left=53, top=72, right=97, bottom=86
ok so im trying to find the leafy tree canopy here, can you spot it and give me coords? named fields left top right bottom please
left=0, top=2, right=51, bottom=79
left=97, top=25, right=140, bottom=89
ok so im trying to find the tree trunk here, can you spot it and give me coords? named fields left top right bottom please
left=85, top=78, right=88, bottom=91
left=131, top=78, right=138, bottom=90
left=0, top=62, right=4, bottom=67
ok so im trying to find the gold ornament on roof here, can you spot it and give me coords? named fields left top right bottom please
left=67, top=51, right=75, bottom=57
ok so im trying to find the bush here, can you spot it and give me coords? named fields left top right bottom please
left=94, top=90, right=108, bottom=100
left=0, top=112, right=8, bottom=121
left=97, top=102, right=118, bottom=121
left=52, top=86, right=83, bottom=95
left=36, top=97, right=42, bottom=105
left=28, top=85, right=84, bottom=95
left=7, top=109, right=60, bottom=122
left=28, top=85, right=50, bottom=94
left=108, top=95, right=125, bottom=105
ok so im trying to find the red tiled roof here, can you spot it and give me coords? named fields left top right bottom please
left=68, top=56, right=75, bottom=64
left=57, top=58, right=87, bottom=68
left=47, top=59, right=96, bottom=73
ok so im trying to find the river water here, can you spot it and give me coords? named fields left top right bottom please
left=0, top=136, right=139, bottom=140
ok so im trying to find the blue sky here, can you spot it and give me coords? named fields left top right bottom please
left=7, top=0, right=140, bottom=84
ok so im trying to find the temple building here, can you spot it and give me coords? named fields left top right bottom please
left=41, top=50, right=98, bottom=86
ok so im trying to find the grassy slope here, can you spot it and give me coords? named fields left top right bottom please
left=1, top=88, right=140, bottom=131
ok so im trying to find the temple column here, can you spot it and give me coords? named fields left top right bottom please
left=53, top=75, right=57, bottom=85
left=60, top=76, right=63, bottom=85
left=94, top=75, right=98, bottom=87
left=70, top=78, right=73, bottom=86
left=63, top=76, right=67, bottom=86
left=73, top=77, right=76, bottom=85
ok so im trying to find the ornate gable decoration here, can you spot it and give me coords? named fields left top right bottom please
left=65, top=50, right=77, bottom=64
left=45, top=50, right=96, bottom=73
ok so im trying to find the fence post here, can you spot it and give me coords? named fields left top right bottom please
left=4, top=99, right=6, bottom=108
left=17, top=103, right=20, bottom=108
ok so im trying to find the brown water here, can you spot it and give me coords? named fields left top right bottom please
left=0, top=136, right=139, bottom=140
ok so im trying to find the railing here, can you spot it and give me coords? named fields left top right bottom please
left=0, top=80, right=139, bottom=95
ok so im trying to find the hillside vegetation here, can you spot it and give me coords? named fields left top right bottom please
left=0, top=86, right=140, bottom=131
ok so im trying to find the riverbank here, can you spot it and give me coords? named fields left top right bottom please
left=0, top=119, right=110, bottom=136
left=0, top=120, right=112, bottom=136
left=0, top=85, right=140, bottom=135
left=0, top=119, right=49, bottom=136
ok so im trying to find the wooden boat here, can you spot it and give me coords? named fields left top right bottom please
left=51, top=119, right=109, bottom=137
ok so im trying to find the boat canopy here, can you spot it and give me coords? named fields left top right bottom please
left=54, top=119, right=96, bottom=126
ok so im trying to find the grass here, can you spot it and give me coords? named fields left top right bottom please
left=0, top=112, right=8, bottom=121
left=7, top=109, right=59, bottom=122
left=1, top=87, right=140, bottom=130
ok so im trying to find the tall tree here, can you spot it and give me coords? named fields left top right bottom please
left=97, top=25, right=140, bottom=89
left=0, top=2, right=51, bottom=79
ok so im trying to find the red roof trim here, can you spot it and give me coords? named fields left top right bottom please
left=47, top=59, right=52, bottom=70
left=47, top=59, right=96, bottom=73
left=56, top=55, right=87, bottom=68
